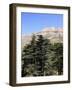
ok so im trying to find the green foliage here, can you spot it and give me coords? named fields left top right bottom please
left=21, top=34, right=63, bottom=77
left=21, top=34, right=36, bottom=77
left=52, top=43, right=63, bottom=75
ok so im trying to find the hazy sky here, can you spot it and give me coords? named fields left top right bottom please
left=21, top=12, right=63, bottom=35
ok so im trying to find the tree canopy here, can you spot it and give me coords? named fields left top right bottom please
left=21, top=34, right=63, bottom=77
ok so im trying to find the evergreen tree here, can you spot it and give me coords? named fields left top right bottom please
left=35, top=35, right=51, bottom=76
left=21, top=34, right=36, bottom=77
left=21, top=34, right=63, bottom=77
left=44, top=43, right=55, bottom=75
left=52, top=43, right=63, bottom=75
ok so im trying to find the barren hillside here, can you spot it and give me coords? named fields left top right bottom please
left=22, top=27, right=63, bottom=48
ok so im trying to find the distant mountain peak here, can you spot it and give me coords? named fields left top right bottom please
left=42, top=27, right=56, bottom=31
left=22, top=27, right=63, bottom=48
left=36, top=27, right=63, bottom=36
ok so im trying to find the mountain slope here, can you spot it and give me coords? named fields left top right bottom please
left=22, top=28, right=63, bottom=48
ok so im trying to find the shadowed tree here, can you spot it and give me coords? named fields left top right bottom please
left=52, top=43, right=63, bottom=75
left=21, top=34, right=63, bottom=77
left=35, top=35, right=51, bottom=76
left=21, top=34, right=36, bottom=77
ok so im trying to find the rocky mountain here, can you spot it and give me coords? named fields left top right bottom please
left=22, top=27, right=63, bottom=48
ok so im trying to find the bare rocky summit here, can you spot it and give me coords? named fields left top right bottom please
left=22, top=27, right=63, bottom=48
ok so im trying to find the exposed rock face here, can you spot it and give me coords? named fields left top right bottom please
left=22, top=27, right=63, bottom=48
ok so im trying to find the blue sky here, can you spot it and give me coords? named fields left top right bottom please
left=21, top=12, right=63, bottom=35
